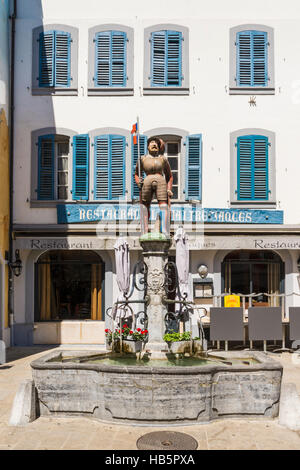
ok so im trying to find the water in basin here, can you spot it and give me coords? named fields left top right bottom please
left=48, top=353, right=260, bottom=367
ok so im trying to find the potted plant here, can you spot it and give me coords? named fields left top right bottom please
left=123, top=327, right=148, bottom=353
left=105, top=325, right=148, bottom=353
left=163, top=331, right=192, bottom=354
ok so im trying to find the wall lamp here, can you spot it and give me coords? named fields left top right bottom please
left=9, top=249, right=22, bottom=277
left=197, top=264, right=208, bottom=279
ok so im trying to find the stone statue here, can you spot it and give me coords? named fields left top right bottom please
left=134, top=137, right=173, bottom=237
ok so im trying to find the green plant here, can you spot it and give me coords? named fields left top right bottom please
left=163, top=330, right=191, bottom=342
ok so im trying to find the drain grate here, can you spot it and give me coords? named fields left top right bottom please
left=136, top=431, right=198, bottom=450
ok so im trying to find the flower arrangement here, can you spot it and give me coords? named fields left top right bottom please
left=105, top=325, right=148, bottom=343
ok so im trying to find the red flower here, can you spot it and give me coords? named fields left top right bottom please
left=130, top=331, right=133, bottom=335
left=144, top=330, right=148, bottom=334
left=123, top=324, right=128, bottom=328
left=137, top=328, right=141, bottom=332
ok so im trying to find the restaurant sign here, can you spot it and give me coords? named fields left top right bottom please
left=57, top=204, right=283, bottom=225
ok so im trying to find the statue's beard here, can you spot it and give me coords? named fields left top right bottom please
left=149, top=148, right=159, bottom=156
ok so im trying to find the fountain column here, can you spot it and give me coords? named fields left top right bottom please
left=140, top=233, right=172, bottom=358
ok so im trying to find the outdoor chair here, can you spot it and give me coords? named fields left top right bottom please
left=289, top=307, right=300, bottom=350
left=248, top=307, right=282, bottom=352
left=210, top=307, right=244, bottom=351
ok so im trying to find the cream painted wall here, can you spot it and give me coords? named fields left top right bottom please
left=13, top=0, right=300, bottom=226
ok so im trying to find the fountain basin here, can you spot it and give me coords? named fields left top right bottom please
left=30, top=350, right=282, bottom=424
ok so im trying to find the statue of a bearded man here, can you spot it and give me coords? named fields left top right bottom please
left=135, top=137, right=173, bottom=236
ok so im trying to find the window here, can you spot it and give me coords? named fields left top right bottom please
left=222, top=251, right=284, bottom=307
left=237, top=135, right=269, bottom=201
left=37, top=135, right=71, bottom=201
left=230, top=129, right=276, bottom=206
left=39, top=31, right=71, bottom=88
left=229, top=25, right=274, bottom=95
left=88, top=25, right=134, bottom=95
left=144, top=24, right=189, bottom=95
left=32, top=25, right=78, bottom=95
left=35, top=251, right=104, bottom=321
left=166, top=141, right=180, bottom=200
left=94, top=134, right=126, bottom=200
left=132, top=131, right=201, bottom=202
left=132, top=135, right=181, bottom=200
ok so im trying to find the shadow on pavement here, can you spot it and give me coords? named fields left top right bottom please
left=5, top=346, right=60, bottom=363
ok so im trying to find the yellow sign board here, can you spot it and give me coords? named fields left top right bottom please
left=224, top=295, right=240, bottom=308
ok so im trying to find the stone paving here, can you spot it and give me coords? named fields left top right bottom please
left=0, top=346, right=300, bottom=450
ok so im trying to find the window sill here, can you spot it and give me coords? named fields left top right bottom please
left=143, top=87, right=189, bottom=96
left=229, top=87, right=275, bottom=95
left=30, top=200, right=73, bottom=208
left=230, top=200, right=277, bottom=209
left=32, top=87, right=78, bottom=96
left=88, top=87, right=134, bottom=96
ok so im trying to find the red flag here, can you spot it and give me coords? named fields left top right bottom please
left=131, top=122, right=138, bottom=134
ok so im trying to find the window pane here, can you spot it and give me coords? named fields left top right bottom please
left=57, top=142, right=69, bottom=156
left=58, top=172, right=68, bottom=185
left=167, top=143, right=179, bottom=156
left=58, top=186, right=68, bottom=200
left=58, top=157, right=68, bottom=170
left=168, top=157, right=178, bottom=170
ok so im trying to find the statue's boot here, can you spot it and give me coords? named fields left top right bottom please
left=159, top=203, right=170, bottom=236
left=140, top=204, right=149, bottom=234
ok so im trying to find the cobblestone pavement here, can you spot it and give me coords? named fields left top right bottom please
left=0, top=346, right=300, bottom=450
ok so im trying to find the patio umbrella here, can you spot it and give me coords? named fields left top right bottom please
left=174, top=226, right=191, bottom=334
left=174, top=226, right=190, bottom=300
left=111, top=237, right=131, bottom=323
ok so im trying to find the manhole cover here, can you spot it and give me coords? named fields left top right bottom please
left=136, top=431, right=198, bottom=450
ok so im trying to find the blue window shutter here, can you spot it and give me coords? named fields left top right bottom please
left=95, top=31, right=126, bottom=87
left=237, top=30, right=268, bottom=87
left=72, top=135, right=89, bottom=200
left=252, top=31, right=268, bottom=86
left=38, top=135, right=54, bottom=200
left=185, top=135, right=202, bottom=200
left=94, top=135, right=125, bottom=200
left=54, top=31, right=71, bottom=87
left=151, top=31, right=166, bottom=86
left=237, top=135, right=269, bottom=200
left=166, top=31, right=182, bottom=86
left=111, top=32, right=126, bottom=86
left=39, top=32, right=55, bottom=87
left=151, top=30, right=182, bottom=87
left=111, top=135, right=126, bottom=199
left=131, top=134, right=147, bottom=199
left=94, top=135, right=109, bottom=199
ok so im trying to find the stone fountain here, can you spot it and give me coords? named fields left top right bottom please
left=29, top=137, right=283, bottom=425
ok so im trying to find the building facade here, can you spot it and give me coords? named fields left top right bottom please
left=11, top=0, right=300, bottom=345
left=0, top=0, right=10, bottom=345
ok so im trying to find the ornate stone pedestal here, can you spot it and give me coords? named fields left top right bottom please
left=140, top=233, right=172, bottom=359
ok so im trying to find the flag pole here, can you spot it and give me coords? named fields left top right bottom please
left=136, top=116, right=141, bottom=183
left=136, top=116, right=144, bottom=233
